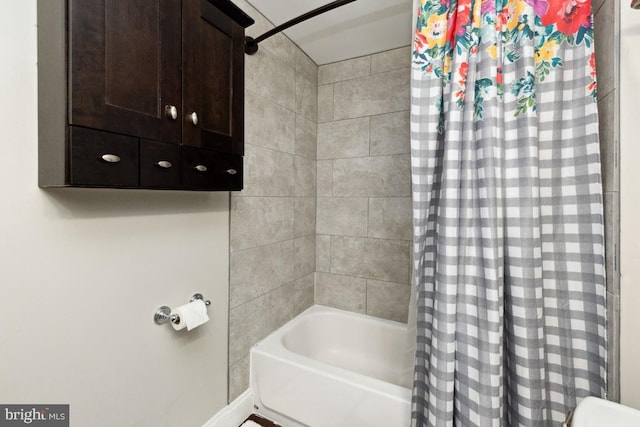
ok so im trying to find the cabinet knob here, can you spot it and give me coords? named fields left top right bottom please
left=101, top=154, right=121, bottom=163
left=156, top=161, right=173, bottom=169
left=194, top=165, right=208, bottom=172
left=226, top=169, right=238, bottom=175
left=165, top=105, right=178, bottom=120
left=188, top=112, right=199, bottom=126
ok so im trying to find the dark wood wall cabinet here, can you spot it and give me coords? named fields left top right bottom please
left=37, top=0, right=253, bottom=191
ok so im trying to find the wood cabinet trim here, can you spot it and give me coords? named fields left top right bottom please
left=206, top=0, right=255, bottom=28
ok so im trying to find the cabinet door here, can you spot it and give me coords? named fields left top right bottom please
left=69, top=0, right=182, bottom=144
left=182, top=0, right=245, bottom=155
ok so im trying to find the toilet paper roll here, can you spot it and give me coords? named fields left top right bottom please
left=171, top=299, right=210, bottom=331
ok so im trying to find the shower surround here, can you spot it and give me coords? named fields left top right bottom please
left=316, top=47, right=412, bottom=322
left=228, top=0, right=318, bottom=401
left=227, top=0, right=414, bottom=401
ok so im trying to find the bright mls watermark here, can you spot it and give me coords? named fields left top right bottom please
left=0, top=406, right=68, bottom=426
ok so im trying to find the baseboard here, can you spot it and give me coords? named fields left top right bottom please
left=202, top=389, right=253, bottom=427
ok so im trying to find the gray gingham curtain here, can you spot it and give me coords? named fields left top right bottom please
left=409, top=0, right=607, bottom=425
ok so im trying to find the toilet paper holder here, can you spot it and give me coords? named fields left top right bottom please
left=154, top=293, right=211, bottom=325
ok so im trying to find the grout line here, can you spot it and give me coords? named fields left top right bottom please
left=325, top=107, right=413, bottom=123
left=229, top=272, right=316, bottom=312
left=319, top=65, right=411, bottom=86
left=316, top=270, right=410, bottom=286
left=231, top=232, right=314, bottom=254
left=243, top=142, right=297, bottom=158
left=330, top=82, right=335, bottom=122
left=366, top=196, right=371, bottom=238
left=367, top=116, right=372, bottom=157
left=365, top=277, right=369, bottom=315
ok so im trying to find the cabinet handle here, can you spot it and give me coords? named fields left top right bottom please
left=165, top=105, right=178, bottom=120
left=226, top=168, right=238, bottom=175
left=188, top=112, right=199, bottom=126
left=194, top=165, right=208, bottom=172
left=101, top=154, right=121, bottom=163
left=156, top=161, right=173, bottom=169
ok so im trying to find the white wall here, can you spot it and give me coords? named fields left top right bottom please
left=620, top=3, right=640, bottom=410
left=0, top=2, right=230, bottom=426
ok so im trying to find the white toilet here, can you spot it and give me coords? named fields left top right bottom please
left=572, top=396, right=640, bottom=426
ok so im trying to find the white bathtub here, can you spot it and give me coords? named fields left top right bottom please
left=250, top=305, right=412, bottom=427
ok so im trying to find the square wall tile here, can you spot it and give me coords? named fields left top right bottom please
left=366, top=279, right=411, bottom=323
left=315, top=272, right=366, bottom=312
left=283, top=273, right=315, bottom=322
left=229, top=293, right=278, bottom=365
left=229, top=276, right=314, bottom=366
left=318, top=56, right=370, bottom=85
left=294, top=197, right=316, bottom=238
left=333, top=68, right=410, bottom=120
left=370, top=46, right=411, bottom=74
left=317, top=197, right=368, bottom=237
left=331, top=236, right=410, bottom=283
left=317, top=160, right=333, bottom=197
left=245, top=51, right=296, bottom=111
left=368, top=198, right=413, bottom=241
left=318, top=84, right=334, bottom=123
left=295, top=47, right=318, bottom=83
left=295, top=114, right=317, bottom=160
left=316, top=235, right=332, bottom=272
left=318, top=117, right=370, bottom=159
left=241, top=144, right=295, bottom=197
left=370, top=111, right=411, bottom=156
left=228, top=355, right=250, bottom=402
left=230, top=240, right=296, bottom=308
left=295, top=156, right=317, bottom=197
left=259, top=32, right=297, bottom=70
left=295, top=235, right=316, bottom=278
left=296, top=73, right=317, bottom=122
left=333, top=155, right=411, bottom=197
left=230, top=197, right=295, bottom=252
left=245, top=90, right=296, bottom=154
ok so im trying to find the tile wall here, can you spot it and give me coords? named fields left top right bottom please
left=316, top=47, right=413, bottom=323
left=228, top=0, right=318, bottom=401
left=227, top=30, right=414, bottom=397
left=593, top=0, right=621, bottom=401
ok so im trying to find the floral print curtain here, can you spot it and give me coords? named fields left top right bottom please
left=410, top=0, right=607, bottom=425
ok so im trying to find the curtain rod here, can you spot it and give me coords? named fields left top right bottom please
left=245, top=0, right=358, bottom=55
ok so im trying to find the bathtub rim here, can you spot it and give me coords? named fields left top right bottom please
left=250, top=304, right=413, bottom=402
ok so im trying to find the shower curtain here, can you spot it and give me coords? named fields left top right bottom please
left=410, top=0, right=607, bottom=425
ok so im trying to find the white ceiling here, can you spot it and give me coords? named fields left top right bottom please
left=246, top=0, right=414, bottom=65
